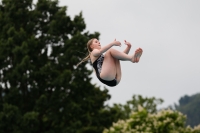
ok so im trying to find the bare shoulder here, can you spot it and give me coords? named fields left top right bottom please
left=90, top=49, right=101, bottom=63
left=92, top=49, right=101, bottom=56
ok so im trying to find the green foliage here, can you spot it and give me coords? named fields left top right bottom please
left=104, top=106, right=200, bottom=133
left=0, top=0, right=114, bottom=132
left=175, top=93, right=200, bottom=127
left=105, top=95, right=163, bottom=122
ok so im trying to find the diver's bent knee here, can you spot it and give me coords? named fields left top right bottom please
left=104, top=49, right=114, bottom=57
left=109, top=48, right=116, bottom=53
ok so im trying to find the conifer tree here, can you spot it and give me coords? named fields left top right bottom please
left=0, top=0, right=112, bottom=132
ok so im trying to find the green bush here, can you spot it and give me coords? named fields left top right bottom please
left=104, top=105, right=200, bottom=133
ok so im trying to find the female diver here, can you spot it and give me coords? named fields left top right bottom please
left=77, top=38, right=143, bottom=87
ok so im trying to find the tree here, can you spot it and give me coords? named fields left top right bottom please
left=104, top=95, right=163, bottom=122
left=175, top=93, right=200, bottom=127
left=0, top=0, right=114, bottom=132
left=103, top=106, right=200, bottom=133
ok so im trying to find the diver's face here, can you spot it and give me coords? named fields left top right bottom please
left=90, top=39, right=101, bottom=50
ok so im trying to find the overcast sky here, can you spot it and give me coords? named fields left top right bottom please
left=59, top=0, right=200, bottom=108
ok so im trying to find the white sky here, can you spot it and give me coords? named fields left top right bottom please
left=60, top=0, right=200, bottom=108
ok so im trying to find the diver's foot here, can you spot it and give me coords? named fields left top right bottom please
left=131, top=50, right=139, bottom=63
left=135, top=48, right=143, bottom=63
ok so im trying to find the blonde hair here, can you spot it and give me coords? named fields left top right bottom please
left=76, top=38, right=95, bottom=67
